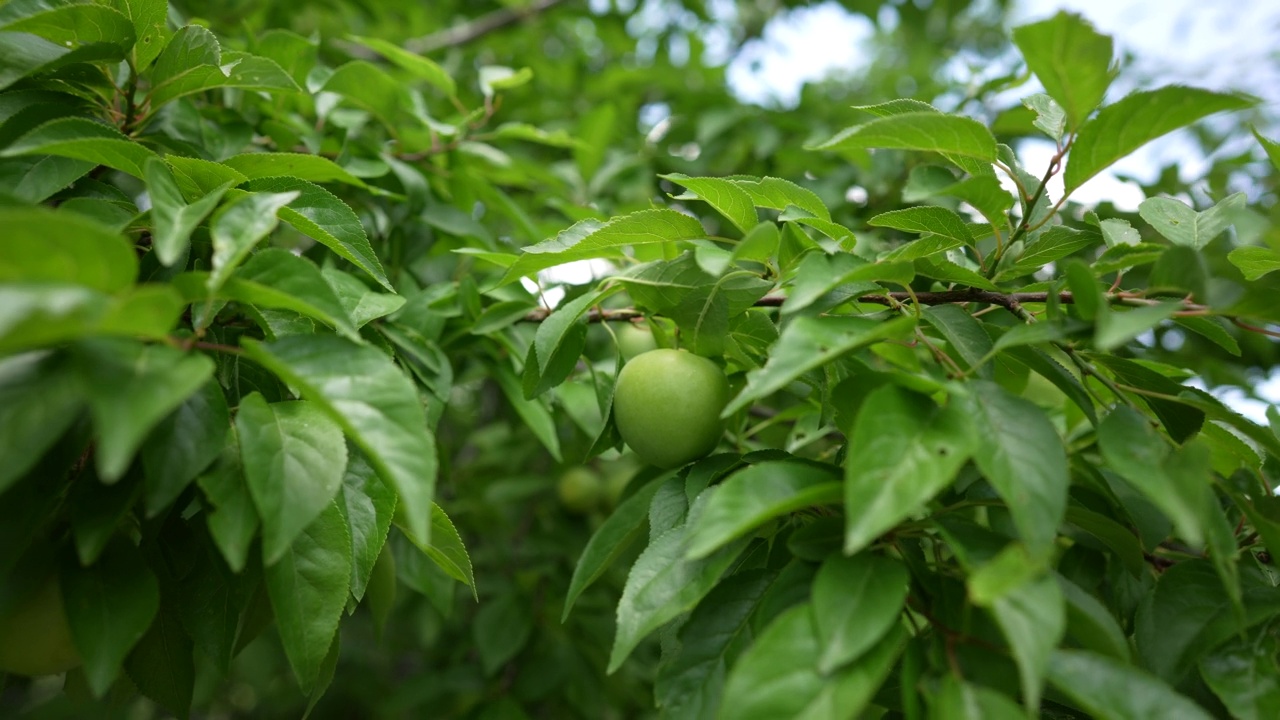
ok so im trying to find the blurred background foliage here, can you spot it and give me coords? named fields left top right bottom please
left=5, top=0, right=1277, bottom=717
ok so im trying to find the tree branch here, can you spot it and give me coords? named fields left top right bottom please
left=406, top=0, right=570, bottom=55
left=518, top=290, right=1216, bottom=323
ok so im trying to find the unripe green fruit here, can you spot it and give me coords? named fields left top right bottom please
left=558, top=467, right=603, bottom=514
left=0, top=573, right=80, bottom=676
left=613, top=349, right=730, bottom=469
left=616, top=323, right=658, bottom=361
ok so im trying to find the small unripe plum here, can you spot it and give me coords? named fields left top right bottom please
left=558, top=467, right=604, bottom=514
left=612, top=349, right=730, bottom=469
left=0, top=573, right=80, bottom=676
left=616, top=322, right=658, bottom=361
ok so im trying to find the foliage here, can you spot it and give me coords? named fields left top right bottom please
left=2, top=0, right=1280, bottom=718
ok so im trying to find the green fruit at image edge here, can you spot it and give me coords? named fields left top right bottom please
left=558, top=467, right=603, bottom=514
left=616, top=322, right=658, bottom=361
left=612, top=349, right=730, bottom=469
left=0, top=573, right=81, bottom=676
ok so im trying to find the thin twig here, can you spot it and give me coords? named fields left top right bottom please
left=406, top=0, right=570, bottom=54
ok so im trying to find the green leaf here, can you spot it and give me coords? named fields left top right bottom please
left=75, top=338, right=214, bottom=483
left=1134, top=560, right=1280, bottom=684
left=844, top=386, right=975, bottom=555
left=144, top=157, right=233, bottom=267
left=265, top=501, right=352, bottom=695
left=1099, top=217, right=1141, bottom=247
left=244, top=177, right=392, bottom=292
left=348, top=35, right=456, bottom=96
left=1200, top=628, right=1280, bottom=720
left=780, top=251, right=876, bottom=316
left=105, top=0, right=169, bottom=69
left=140, top=379, right=229, bottom=517
left=996, top=226, right=1100, bottom=280
left=123, top=602, right=193, bottom=718
left=930, top=676, right=1025, bottom=720
left=0, top=154, right=94, bottom=202
left=61, top=538, right=160, bottom=697
left=478, top=65, right=532, bottom=97
left=870, top=206, right=973, bottom=246
left=0, top=31, right=125, bottom=91
left=1095, top=301, right=1181, bottom=351
left=69, top=466, right=139, bottom=566
left=1097, top=407, right=1210, bottom=547
left=1047, top=649, right=1214, bottom=720
left=725, top=315, right=916, bottom=416
left=320, top=267, right=405, bottom=328
left=923, top=304, right=993, bottom=372
left=608, top=490, right=748, bottom=673
left=1092, top=355, right=1204, bottom=443
left=493, top=364, right=562, bottom=461
left=3, top=117, right=157, bottom=177
left=1065, top=87, right=1255, bottom=193
left=732, top=176, right=831, bottom=221
left=1064, top=505, right=1145, bottom=576
left=235, top=250, right=359, bottom=339
left=989, top=574, right=1065, bottom=712
left=655, top=570, right=775, bottom=718
left=1012, top=12, right=1116, bottom=130
left=1228, top=246, right=1280, bottom=281
left=719, top=603, right=905, bottom=720
left=662, top=173, right=760, bottom=234
left=473, top=593, right=532, bottom=676
left=0, top=203, right=136, bottom=293
left=0, top=350, right=84, bottom=493
left=337, top=447, right=396, bottom=602
left=207, top=190, right=299, bottom=295
left=1059, top=574, right=1131, bottom=662
left=165, top=156, right=247, bottom=199
left=501, top=209, right=706, bottom=284
left=563, top=476, right=666, bottom=620
left=198, top=436, right=259, bottom=574
left=0, top=284, right=182, bottom=355
left=412, top=503, right=475, bottom=595
left=150, top=26, right=298, bottom=108
left=1023, top=93, right=1067, bottom=141
left=1138, top=192, right=1246, bottom=249
left=236, top=395, right=348, bottom=566
left=534, top=287, right=615, bottom=375
left=222, top=153, right=369, bottom=189
left=809, top=112, right=997, bottom=161
left=686, top=460, right=840, bottom=559
left=811, top=554, right=909, bottom=674
left=961, top=381, right=1069, bottom=558
left=319, top=60, right=417, bottom=133
left=241, top=335, right=438, bottom=549
left=0, top=2, right=135, bottom=51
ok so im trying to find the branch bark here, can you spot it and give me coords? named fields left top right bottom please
left=406, top=0, right=570, bottom=55
left=519, top=290, right=1213, bottom=323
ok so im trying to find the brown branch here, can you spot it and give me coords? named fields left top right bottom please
left=518, top=290, right=1218, bottom=323
left=405, top=0, right=571, bottom=55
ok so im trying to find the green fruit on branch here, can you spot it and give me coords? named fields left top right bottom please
left=612, top=349, right=730, bottom=469
left=615, top=322, right=658, bottom=361
left=557, top=467, right=604, bottom=514
left=0, top=573, right=80, bottom=676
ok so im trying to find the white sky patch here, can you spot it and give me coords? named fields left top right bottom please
left=528, top=259, right=616, bottom=309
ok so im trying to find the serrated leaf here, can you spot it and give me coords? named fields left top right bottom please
left=923, top=304, right=992, bottom=372
left=144, top=157, right=233, bottom=267
left=1059, top=574, right=1131, bottom=662
left=236, top=394, right=347, bottom=566
left=1138, top=192, right=1246, bottom=249
left=223, top=153, right=369, bottom=188
left=242, top=335, right=438, bottom=549
left=1012, top=13, right=1116, bottom=130
left=719, top=604, right=905, bottom=720
left=996, top=225, right=1100, bottom=280
left=989, top=574, right=1065, bottom=712
left=869, top=206, right=973, bottom=246
left=1023, top=93, right=1067, bottom=141
left=1048, top=649, right=1213, bottom=720
left=608, top=491, right=748, bottom=673
left=150, top=26, right=298, bottom=108
left=844, top=386, right=975, bottom=554
left=563, top=476, right=666, bottom=620
left=3, top=116, right=157, bottom=178
left=811, top=554, right=910, bottom=674
left=337, top=447, right=396, bottom=601
left=244, top=177, right=392, bottom=291
left=809, top=112, right=997, bottom=161
left=662, top=173, right=760, bottom=233
left=1200, top=627, right=1280, bottom=720
left=75, top=338, right=214, bottom=483
left=0, top=350, right=84, bottom=493
left=0, top=205, right=136, bottom=291
left=198, top=436, right=259, bottom=573
left=502, top=209, right=706, bottom=284
left=207, top=190, right=298, bottom=296
left=140, top=379, right=229, bottom=517
left=725, top=315, right=916, bottom=415
left=685, top=460, right=840, bottom=559
left=348, top=35, right=456, bottom=96
left=61, top=539, right=160, bottom=697
left=1228, top=246, right=1280, bottom=281
left=265, top=501, right=351, bottom=694
left=961, top=381, right=1069, bottom=558
left=1065, top=87, right=1255, bottom=193
left=320, top=267, right=404, bottom=328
